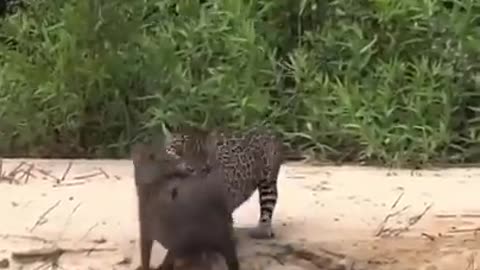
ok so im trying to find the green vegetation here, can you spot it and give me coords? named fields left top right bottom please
left=1, top=0, right=480, bottom=166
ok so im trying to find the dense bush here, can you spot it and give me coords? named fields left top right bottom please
left=0, top=0, right=479, bottom=166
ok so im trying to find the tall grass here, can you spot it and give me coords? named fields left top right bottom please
left=0, top=0, right=479, bottom=166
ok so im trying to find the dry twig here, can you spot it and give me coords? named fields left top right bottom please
left=375, top=205, right=410, bottom=237
left=11, top=246, right=116, bottom=261
left=408, top=203, right=433, bottom=227
left=448, top=227, right=480, bottom=234
left=34, top=168, right=61, bottom=182
left=58, top=203, right=82, bottom=240
left=0, top=234, right=53, bottom=244
left=260, top=242, right=350, bottom=269
left=462, top=214, right=480, bottom=218
left=97, top=167, right=110, bottom=179
left=9, top=161, right=26, bottom=176
left=391, top=191, right=404, bottom=209
left=53, top=181, right=85, bottom=188
left=79, top=222, right=99, bottom=241
left=73, top=171, right=103, bottom=180
left=2, top=161, right=27, bottom=183
left=60, top=161, right=73, bottom=183
left=22, top=163, right=36, bottom=184
left=30, top=200, right=62, bottom=232
left=376, top=203, right=433, bottom=237
left=435, top=214, right=457, bottom=218
left=421, top=232, right=436, bottom=241
left=316, top=247, right=346, bottom=259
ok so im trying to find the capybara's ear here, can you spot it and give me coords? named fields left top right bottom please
left=131, top=143, right=148, bottom=165
left=174, top=159, right=192, bottom=177
left=204, top=131, right=219, bottom=165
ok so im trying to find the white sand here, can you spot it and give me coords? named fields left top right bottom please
left=0, top=159, right=479, bottom=270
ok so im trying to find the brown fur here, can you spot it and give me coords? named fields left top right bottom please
left=172, top=252, right=227, bottom=270
left=131, top=133, right=239, bottom=270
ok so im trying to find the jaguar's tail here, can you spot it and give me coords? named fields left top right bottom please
left=281, top=144, right=306, bottom=161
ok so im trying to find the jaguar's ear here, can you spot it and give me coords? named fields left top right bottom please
left=151, top=133, right=168, bottom=154
left=192, top=130, right=218, bottom=169
left=163, top=130, right=174, bottom=147
left=180, top=127, right=206, bottom=156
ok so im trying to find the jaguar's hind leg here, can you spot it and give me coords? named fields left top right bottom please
left=248, top=179, right=278, bottom=239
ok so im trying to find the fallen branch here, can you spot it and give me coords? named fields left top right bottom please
left=34, top=168, right=61, bottom=182
left=293, top=249, right=333, bottom=266
left=9, top=161, right=26, bottom=176
left=375, top=205, right=411, bottom=237
left=22, top=163, right=36, bottom=184
left=461, top=214, right=480, bottom=218
left=1, top=161, right=27, bottom=184
left=53, top=181, right=85, bottom=188
left=291, top=247, right=348, bottom=268
left=408, top=203, right=433, bottom=227
left=70, top=203, right=82, bottom=217
left=435, top=214, right=457, bottom=218
left=60, top=161, right=73, bottom=183
left=376, top=203, right=433, bottom=238
left=12, top=246, right=63, bottom=261
left=391, top=191, right=404, bottom=209
left=79, top=222, right=99, bottom=241
left=376, top=227, right=409, bottom=238
left=448, top=227, right=480, bottom=234
left=33, top=259, right=64, bottom=270
left=421, top=232, right=436, bottom=241
left=73, top=171, right=103, bottom=180
left=11, top=246, right=116, bottom=261
left=58, top=202, right=82, bottom=239
left=30, top=200, right=62, bottom=232
left=97, top=167, right=110, bottom=179
left=0, top=234, right=53, bottom=244
left=315, top=246, right=346, bottom=259
left=261, top=242, right=349, bottom=269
